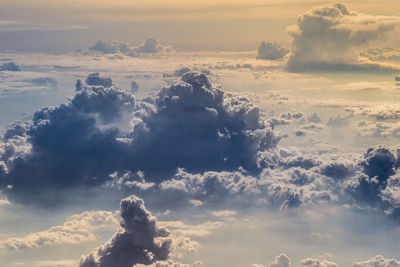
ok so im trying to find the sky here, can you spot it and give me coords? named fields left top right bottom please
left=1, top=0, right=400, bottom=52
left=1, top=1, right=400, bottom=267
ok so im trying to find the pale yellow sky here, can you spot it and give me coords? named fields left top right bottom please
left=1, top=0, right=400, bottom=20
left=0, top=0, right=399, bottom=51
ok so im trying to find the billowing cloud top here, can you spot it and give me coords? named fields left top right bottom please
left=257, top=41, right=288, bottom=60
left=79, top=195, right=172, bottom=267
left=0, top=72, right=279, bottom=205
left=286, top=3, right=400, bottom=72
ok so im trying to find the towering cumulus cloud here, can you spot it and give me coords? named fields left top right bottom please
left=80, top=195, right=172, bottom=267
left=286, top=3, right=400, bottom=72
left=0, top=72, right=279, bottom=204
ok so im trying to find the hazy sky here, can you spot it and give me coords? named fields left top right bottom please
left=1, top=0, right=400, bottom=52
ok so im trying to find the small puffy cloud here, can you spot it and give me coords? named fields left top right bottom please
left=89, top=40, right=131, bottom=54
left=88, top=38, right=171, bottom=55
left=353, top=255, right=400, bottom=267
left=0, top=211, right=117, bottom=250
left=301, top=258, right=338, bottom=267
left=131, top=80, right=140, bottom=93
left=362, top=146, right=397, bottom=183
left=270, top=254, right=291, bottom=267
left=257, top=41, right=288, bottom=60
left=251, top=253, right=291, bottom=267
left=0, top=62, right=21, bottom=71
left=79, top=195, right=172, bottom=267
left=135, top=38, right=163, bottom=53
left=85, top=72, right=113, bottom=87
left=286, top=3, right=400, bottom=72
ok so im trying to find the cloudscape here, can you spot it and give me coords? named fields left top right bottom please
left=1, top=1, right=400, bottom=267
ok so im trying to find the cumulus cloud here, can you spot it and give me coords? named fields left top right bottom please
left=89, top=40, right=131, bottom=54
left=88, top=38, right=171, bottom=55
left=0, top=62, right=21, bottom=71
left=300, top=258, right=338, bottom=267
left=251, top=253, right=291, bottom=267
left=269, top=254, right=291, bottom=267
left=257, top=41, right=288, bottom=60
left=79, top=195, right=172, bottom=267
left=85, top=72, right=113, bottom=87
left=0, top=72, right=279, bottom=204
left=353, top=255, right=400, bottom=267
left=286, top=3, right=400, bottom=72
left=135, top=38, right=163, bottom=53
left=0, top=211, right=117, bottom=250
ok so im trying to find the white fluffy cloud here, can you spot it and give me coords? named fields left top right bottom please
left=286, top=3, right=400, bottom=72
left=353, top=255, right=400, bottom=267
left=0, top=211, right=117, bottom=250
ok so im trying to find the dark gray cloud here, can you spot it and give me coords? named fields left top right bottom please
left=131, top=81, right=139, bottom=93
left=79, top=195, right=172, bottom=267
left=85, top=73, right=113, bottom=88
left=0, top=62, right=20, bottom=71
left=257, top=41, right=288, bottom=60
left=0, top=72, right=279, bottom=205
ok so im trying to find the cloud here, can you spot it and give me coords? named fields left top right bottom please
left=0, top=211, right=117, bottom=250
left=159, top=220, right=225, bottom=252
left=88, top=38, right=171, bottom=55
left=251, top=253, right=291, bottom=267
left=0, top=71, right=279, bottom=205
left=212, top=210, right=237, bottom=218
left=269, top=254, right=291, bottom=267
left=300, top=258, right=338, bottom=267
left=353, top=255, right=400, bottom=267
left=79, top=195, right=172, bottom=267
left=286, top=3, right=400, bottom=72
left=85, top=72, right=113, bottom=87
left=89, top=40, right=131, bottom=54
left=257, top=41, right=288, bottom=60
left=0, top=62, right=21, bottom=71
left=131, top=81, right=140, bottom=93
left=135, top=38, right=163, bottom=53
